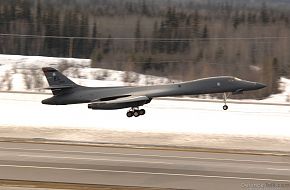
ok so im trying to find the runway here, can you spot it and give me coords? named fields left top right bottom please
left=0, top=141, right=290, bottom=189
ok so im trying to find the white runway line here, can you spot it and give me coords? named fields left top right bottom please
left=16, top=154, right=290, bottom=172
left=1, top=146, right=289, bottom=165
left=18, top=154, right=173, bottom=165
left=0, top=164, right=290, bottom=182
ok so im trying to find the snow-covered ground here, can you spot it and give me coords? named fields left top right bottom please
left=264, top=77, right=290, bottom=103
left=0, top=92, right=289, bottom=134
left=0, top=92, right=290, bottom=151
left=0, top=54, right=290, bottom=151
left=0, top=54, right=172, bottom=92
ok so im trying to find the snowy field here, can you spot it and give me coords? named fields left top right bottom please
left=0, top=54, right=290, bottom=151
left=0, top=92, right=290, bottom=151
left=0, top=54, right=172, bottom=92
left=1, top=92, right=289, bottom=136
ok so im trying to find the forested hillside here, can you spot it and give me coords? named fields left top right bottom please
left=1, top=0, right=290, bottom=98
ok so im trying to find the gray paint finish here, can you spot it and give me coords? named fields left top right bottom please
left=41, top=67, right=266, bottom=115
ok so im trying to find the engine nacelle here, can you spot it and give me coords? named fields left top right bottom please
left=88, top=98, right=151, bottom=110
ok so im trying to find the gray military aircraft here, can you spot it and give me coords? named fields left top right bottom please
left=41, top=67, right=266, bottom=117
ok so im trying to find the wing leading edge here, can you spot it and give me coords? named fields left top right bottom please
left=88, top=96, right=152, bottom=110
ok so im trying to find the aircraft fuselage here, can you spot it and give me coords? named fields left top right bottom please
left=42, top=76, right=265, bottom=106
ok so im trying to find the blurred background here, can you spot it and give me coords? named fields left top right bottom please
left=1, top=0, right=290, bottom=99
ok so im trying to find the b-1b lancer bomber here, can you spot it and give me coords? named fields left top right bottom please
left=41, top=67, right=266, bottom=117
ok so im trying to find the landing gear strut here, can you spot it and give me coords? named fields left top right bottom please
left=223, top=92, right=229, bottom=110
left=126, top=107, right=146, bottom=118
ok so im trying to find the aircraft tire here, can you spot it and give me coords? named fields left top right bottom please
left=126, top=111, right=133, bottom=117
left=139, top=109, right=145, bottom=115
left=133, top=110, right=140, bottom=117
left=223, top=105, right=228, bottom=110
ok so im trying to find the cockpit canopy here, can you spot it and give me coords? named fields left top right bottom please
left=227, top=77, right=242, bottom=82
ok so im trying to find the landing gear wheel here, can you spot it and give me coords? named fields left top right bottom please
left=223, top=105, right=228, bottom=110
left=222, top=92, right=230, bottom=111
left=126, top=107, right=146, bottom=117
left=139, top=109, right=145, bottom=115
left=133, top=110, right=140, bottom=117
left=126, top=111, right=133, bottom=117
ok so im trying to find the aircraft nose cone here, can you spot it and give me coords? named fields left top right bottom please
left=255, top=82, right=266, bottom=89
left=41, top=99, right=48, bottom=104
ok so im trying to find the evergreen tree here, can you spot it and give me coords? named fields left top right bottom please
left=271, top=57, right=280, bottom=94
left=141, top=0, right=149, bottom=16
left=134, top=19, right=142, bottom=53
left=232, top=11, right=240, bottom=29
left=151, top=21, right=159, bottom=54
left=192, top=10, right=200, bottom=38
left=202, top=25, right=208, bottom=38
left=260, top=2, right=270, bottom=24
left=103, top=34, right=113, bottom=54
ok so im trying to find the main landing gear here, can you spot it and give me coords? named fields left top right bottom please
left=223, top=92, right=229, bottom=110
left=126, top=107, right=146, bottom=118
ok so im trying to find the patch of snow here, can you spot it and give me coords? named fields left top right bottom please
left=0, top=54, right=289, bottom=147
left=0, top=54, right=173, bottom=91
left=0, top=92, right=289, bottom=139
left=263, top=77, right=290, bottom=103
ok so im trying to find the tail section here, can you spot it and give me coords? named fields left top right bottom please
left=42, top=67, right=79, bottom=95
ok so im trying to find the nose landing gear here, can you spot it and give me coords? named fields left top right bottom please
left=126, top=107, right=146, bottom=117
left=223, top=104, right=228, bottom=110
left=223, top=92, right=229, bottom=110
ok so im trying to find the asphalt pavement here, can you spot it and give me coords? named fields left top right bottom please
left=0, top=141, right=290, bottom=190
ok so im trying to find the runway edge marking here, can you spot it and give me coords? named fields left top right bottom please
left=0, top=138, right=289, bottom=157
left=0, top=164, right=290, bottom=183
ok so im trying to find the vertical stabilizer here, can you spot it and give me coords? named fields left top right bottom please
left=42, top=67, right=78, bottom=95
